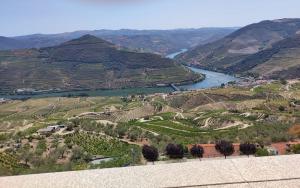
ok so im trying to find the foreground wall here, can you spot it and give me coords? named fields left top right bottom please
left=1, top=155, right=300, bottom=188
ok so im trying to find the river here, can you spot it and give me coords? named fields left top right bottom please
left=167, top=49, right=239, bottom=90
left=1, top=49, right=238, bottom=99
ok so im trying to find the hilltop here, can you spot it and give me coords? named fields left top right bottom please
left=176, top=18, right=300, bottom=78
left=0, top=35, right=201, bottom=94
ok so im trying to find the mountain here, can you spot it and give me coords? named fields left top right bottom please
left=176, top=18, right=300, bottom=78
left=236, top=35, right=300, bottom=79
left=1, top=28, right=237, bottom=55
left=0, top=36, right=28, bottom=50
left=0, top=35, right=201, bottom=94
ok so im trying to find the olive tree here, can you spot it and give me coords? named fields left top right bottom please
left=142, top=145, right=159, bottom=164
left=190, top=144, right=204, bottom=160
left=165, top=143, right=184, bottom=159
left=57, top=145, right=67, bottom=159
left=215, top=140, right=234, bottom=159
left=239, top=143, right=257, bottom=157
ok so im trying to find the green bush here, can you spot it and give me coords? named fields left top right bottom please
left=278, top=106, right=285, bottom=112
left=255, top=148, right=269, bottom=157
left=291, top=144, right=300, bottom=154
left=35, top=140, right=47, bottom=156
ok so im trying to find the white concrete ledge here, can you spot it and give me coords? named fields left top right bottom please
left=1, top=155, right=300, bottom=188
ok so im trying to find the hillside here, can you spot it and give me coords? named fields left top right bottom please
left=0, top=80, right=300, bottom=176
left=0, top=37, right=28, bottom=50
left=1, top=28, right=236, bottom=55
left=176, top=18, right=300, bottom=77
left=232, top=35, right=300, bottom=79
left=0, top=35, right=201, bottom=94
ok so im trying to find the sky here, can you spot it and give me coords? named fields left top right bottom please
left=1, top=0, right=300, bottom=37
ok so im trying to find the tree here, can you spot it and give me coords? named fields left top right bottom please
left=71, top=146, right=84, bottom=161
left=190, top=145, right=204, bottom=160
left=22, top=151, right=34, bottom=165
left=142, top=145, right=159, bottom=164
left=239, top=143, right=256, bottom=157
left=165, top=143, right=184, bottom=159
left=215, top=140, right=234, bottom=159
left=57, top=145, right=67, bottom=159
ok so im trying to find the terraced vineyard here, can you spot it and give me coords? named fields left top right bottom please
left=131, top=119, right=207, bottom=137
left=65, top=133, right=141, bottom=167
left=0, top=152, right=24, bottom=170
left=0, top=81, right=299, bottom=176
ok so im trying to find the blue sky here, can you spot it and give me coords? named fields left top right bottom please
left=1, top=0, right=300, bottom=36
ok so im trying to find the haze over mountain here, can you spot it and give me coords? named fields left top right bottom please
left=176, top=18, right=300, bottom=79
left=0, top=35, right=201, bottom=94
left=0, top=37, right=28, bottom=50
left=0, top=28, right=236, bottom=55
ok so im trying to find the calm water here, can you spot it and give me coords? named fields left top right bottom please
left=166, top=49, right=239, bottom=90
left=166, top=49, right=188, bottom=59
left=179, top=67, right=239, bottom=90
left=1, top=49, right=238, bottom=99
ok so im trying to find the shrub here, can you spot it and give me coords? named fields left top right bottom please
left=165, top=143, right=184, bottom=159
left=66, top=124, right=74, bottom=131
left=215, top=140, right=234, bottom=159
left=280, top=78, right=287, bottom=85
left=190, top=145, right=204, bottom=160
left=278, top=106, right=285, bottom=112
left=115, top=126, right=128, bottom=138
left=142, top=145, right=159, bottom=164
left=239, top=143, right=256, bottom=157
left=255, top=148, right=269, bottom=157
left=291, top=144, right=300, bottom=154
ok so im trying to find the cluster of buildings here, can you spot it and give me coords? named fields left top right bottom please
left=237, top=78, right=271, bottom=87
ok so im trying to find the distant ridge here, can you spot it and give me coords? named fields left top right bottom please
left=0, top=36, right=27, bottom=50
left=0, top=28, right=237, bottom=55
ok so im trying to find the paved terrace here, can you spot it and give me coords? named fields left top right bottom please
left=1, top=155, right=300, bottom=188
